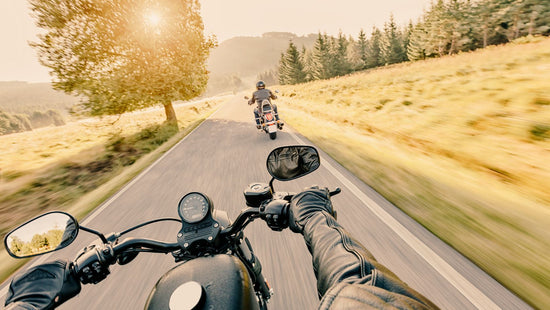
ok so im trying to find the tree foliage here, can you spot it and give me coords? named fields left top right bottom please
left=0, top=109, right=65, bottom=136
left=29, top=0, right=214, bottom=124
left=278, top=42, right=307, bottom=85
left=9, top=229, right=63, bottom=256
left=277, top=0, right=550, bottom=85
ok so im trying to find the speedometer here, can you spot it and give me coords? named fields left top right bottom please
left=178, top=192, right=211, bottom=224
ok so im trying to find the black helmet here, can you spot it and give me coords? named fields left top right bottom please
left=256, top=80, right=265, bottom=90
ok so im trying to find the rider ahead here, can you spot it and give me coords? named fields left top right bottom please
left=247, top=81, right=283, bottom=130
left=4, top=187, right=438, bottom=309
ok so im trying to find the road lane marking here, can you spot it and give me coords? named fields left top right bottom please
left=287, top=130, right=501, bottom=310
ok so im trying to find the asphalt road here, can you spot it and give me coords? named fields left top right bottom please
left=2, top=95, right=531, bottom=309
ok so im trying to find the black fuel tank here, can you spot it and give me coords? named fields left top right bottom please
left=144, top=254, right=259, bottom=310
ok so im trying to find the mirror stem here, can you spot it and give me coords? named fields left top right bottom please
left=269, top=177, right=275, bottom=193
left=80, top=226, right=108, bottom=243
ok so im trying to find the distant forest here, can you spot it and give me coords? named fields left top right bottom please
left=0, top=82, right=78, bottom=135
left=278, top=0, right=550, bottom=84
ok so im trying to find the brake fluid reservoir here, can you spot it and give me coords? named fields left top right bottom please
left=243, top=183, right=272, bottom=208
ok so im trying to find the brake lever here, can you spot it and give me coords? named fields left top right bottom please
left=329, top=187, right=342, bottom=197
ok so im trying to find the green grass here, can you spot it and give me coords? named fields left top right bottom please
left=277, top=37, right=550, bottom=309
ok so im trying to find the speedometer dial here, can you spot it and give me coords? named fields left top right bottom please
left=178, top=192, right=211, bottom=223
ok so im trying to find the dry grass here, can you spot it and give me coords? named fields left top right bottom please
left=277, top=37, right=550, bottom=309
left=0, top=98, right=225, bottom=282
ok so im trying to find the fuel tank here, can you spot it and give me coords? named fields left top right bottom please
left=144, top=254, right=259, bottom=310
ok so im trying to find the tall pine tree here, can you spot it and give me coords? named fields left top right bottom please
left=278, top=42, right=306, bottom=85
left=381, top=14, right=406, bottom=65
left=366, top=27, right=383, bottom=68
left=310, top=33, right=332, bottom=80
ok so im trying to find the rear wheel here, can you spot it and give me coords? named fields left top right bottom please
left=269, top=132, right=277, bottom=140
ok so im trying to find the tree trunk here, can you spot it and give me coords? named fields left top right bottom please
left=529, top=11, right=536, bottom=36
left=163, top=101, right=178, bottom=129
left=483, top=25, right=488, bottom=48
left=514, top=14, right=520, bottom=39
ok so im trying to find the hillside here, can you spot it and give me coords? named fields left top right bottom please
left=277, top=37, right=550, bottom=308
left=0, top=81, right=79, bottom=115
left=205, top=32, right=317, bottom=94
left=0, top=32, right=314, bottom=109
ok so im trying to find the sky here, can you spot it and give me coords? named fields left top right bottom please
left=1, top=0, right=430, bottom=83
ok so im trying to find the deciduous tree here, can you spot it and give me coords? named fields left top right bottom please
left=30, top=0, right=214, bottom=125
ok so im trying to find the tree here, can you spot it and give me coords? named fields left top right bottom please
left=310, top=33, right=332, bottom=80
left=301, top=47, right=316, bottom=82
left=29, top=0, right=214, bottom=126
left=278, top=42, right=306, bottom=85
left=474, top=0, right=502, bottom=47
left=9, top=236, right=24, bottom=256
left=381, top=14, right=406, bottom=65
left=355, top=29, right=369, bottom=70
left=330, top=31, right=352, bottom=77
left=407, top=19, right=429, bottom=61
left=365, top=27, right=383, bottom=68
left=257, top=69, right=278, bottom=87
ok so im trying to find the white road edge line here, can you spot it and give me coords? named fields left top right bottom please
left=287, top=130, right=501, bottom=310
left=0, top=100, right=227, bottom=300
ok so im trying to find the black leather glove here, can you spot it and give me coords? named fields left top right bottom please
left=4, top=260, right=81, bottom=310
left=288, top=186, right=336, bottom=234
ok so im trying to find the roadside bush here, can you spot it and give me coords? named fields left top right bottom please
left=0, top=111, right=32, bottom=135
left=530, top=124, right=550, bottom=140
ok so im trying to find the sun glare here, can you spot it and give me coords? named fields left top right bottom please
left=145, top=11, right=162, bottom=27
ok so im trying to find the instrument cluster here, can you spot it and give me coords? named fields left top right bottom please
left=176, top=192, right=219, bottom=253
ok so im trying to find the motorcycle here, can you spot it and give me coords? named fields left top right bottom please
left=245, top=96, right=282, bottom=140
left=4, top=145, right=341, bottom=309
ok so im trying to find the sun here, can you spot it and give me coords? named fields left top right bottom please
left=144, top=11, right=162, bottom=28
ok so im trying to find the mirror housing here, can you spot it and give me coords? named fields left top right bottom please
left=4, top=211, right=79, bottom=258
left=266, top=146, right=320, bottom=181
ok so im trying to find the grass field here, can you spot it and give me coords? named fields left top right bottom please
left=0, top=98, right=225, bottom=282
left=277, top=37, right=550, bottom=309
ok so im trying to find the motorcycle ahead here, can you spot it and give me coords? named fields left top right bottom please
left=4, top=145, right=341, bottom=309
left=246, top=97, right=282, bottom=140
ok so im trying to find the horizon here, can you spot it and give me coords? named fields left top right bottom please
left=2, top=0, right=430, bottom=83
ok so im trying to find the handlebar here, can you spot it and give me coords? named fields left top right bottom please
left=73, top=238, right=180, bottom=284
left=73, top=187, right=341, bottom=284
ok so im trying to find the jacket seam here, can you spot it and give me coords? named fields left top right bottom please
left=322, top=212, right=368, bottom=279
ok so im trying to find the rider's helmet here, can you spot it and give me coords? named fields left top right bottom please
left=256, top=80, right=265, bottom=90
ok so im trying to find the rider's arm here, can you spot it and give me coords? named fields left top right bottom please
left=248, top=92, right=256, bottom=105
left=289, top=188, right=438, bottom=309
left=269, top=90, right=277, bottom=100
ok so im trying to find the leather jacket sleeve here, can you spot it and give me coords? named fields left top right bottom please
left=303, top=212, right=439, bottom=309
left=4, top=260, right=81, bottom=310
